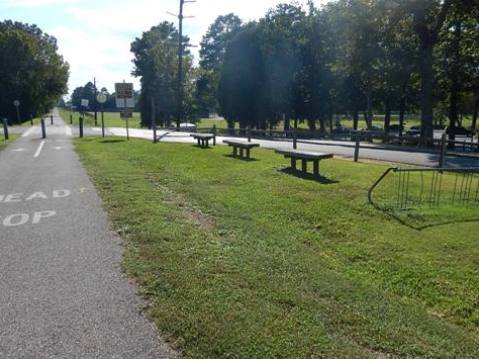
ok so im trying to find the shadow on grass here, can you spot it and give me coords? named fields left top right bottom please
left=223, top=154, right=259, bottom=162
left=373, top=205, right=479, bottom=231
left=193, top=145, right=213, bottom=150
left=279, top=167, right=338, bottom=184
left=99, top=139, right=127, bottom=144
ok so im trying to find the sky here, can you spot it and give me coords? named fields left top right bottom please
left=0, top=0, right=330, bottom=95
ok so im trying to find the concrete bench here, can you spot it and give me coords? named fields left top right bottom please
left=191, top=133, right=216, bottom=147
left=275, top=149, right=333, bottom=177
left=223, top=140, right=260, bottom=159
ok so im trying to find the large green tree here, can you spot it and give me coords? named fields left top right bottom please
left=196, top=14, right=242, bottom=116
left=0, top=21, right=69, bottom=124
left=218, top=23, right=265, bottom=129
left=131, top=22, right=192, bottom=128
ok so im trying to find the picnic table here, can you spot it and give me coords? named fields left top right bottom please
left=275, top=149, right=333, bottom=177
left=223, top=140, right=260, bottom=159
left=191, top=133, right=216, bottom=147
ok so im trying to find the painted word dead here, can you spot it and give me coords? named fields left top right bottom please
left=0, top=190, right=71, bottom=203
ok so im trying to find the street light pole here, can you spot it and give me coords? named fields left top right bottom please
left=173, top=0, right=195, bottom=129
left=177, top=0, right=184, bottom=130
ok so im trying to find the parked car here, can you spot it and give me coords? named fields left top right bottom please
left=406, top=126, right=421, bottom=137
left=179, top=123, right=197, bottom=131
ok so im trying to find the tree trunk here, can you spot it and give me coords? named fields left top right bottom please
left=448, top=20, right=462, bottom=149
left=319, top=118, right=326, bottom=133
left=399, top=97, right=406, bottom=138
left=472, top=96, right=479, bottom=131
left=284, top=114, right=290, bottom=131
left=308, top=119, right=316, bottom=131
left=328, top=114, right=333, bottom=134
left=384, top=103, right=391, bottom=142
left=353, top=110, right=359, bottom=130
left=419, top=43, right=434, bottom=146
left=413, top=1, right=453, bottom=146
left=366, top=86, right=373, bottom=130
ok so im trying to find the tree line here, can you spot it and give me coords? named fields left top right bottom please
left=132, top=0, right=478, bottom=144
left=0, top=21, right=69, bottom=124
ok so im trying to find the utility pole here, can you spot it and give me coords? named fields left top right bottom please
left=170, top=0, right=195, bottom=129
left=94, top=77, right=98, bottom=126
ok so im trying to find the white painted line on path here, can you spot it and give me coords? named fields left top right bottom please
left=33, top=140, right=45, bottom=158
left=21, top=127, right=35, bottom=138
left=12, top=148, right=27, bottom=152
left=65, top=126, right=72, bottom=136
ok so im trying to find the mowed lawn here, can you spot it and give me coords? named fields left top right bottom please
left=75, top=138, right=479, bottom=358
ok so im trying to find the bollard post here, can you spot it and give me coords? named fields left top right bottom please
left=293, top=130, right=297, bottom=150
left=212, top=124, right=217, bottom=146
left=2, top=118, right=9, bottom=140
left=153, top=121, right=157, bottom=143
left=41, top=118, right=46, bottom=139
left=152, top=117, right=157, bottom=144
left=70, top=113, right=73, bottom=125
left=30, top=114, right=33, bottom=126
left=248, top=127, right=252, bottom=142
left=354, top=135, right=360, bottom=162
left=151, top=97, right=157, bottom=143
left=439, top=132, right=447, bottom=168
left=79, top=117, right=84, bottom=138
left=101, top=111, right=105, bottom=138
left=50, top=115, right=53, bottom=125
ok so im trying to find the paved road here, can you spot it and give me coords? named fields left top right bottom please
left=74, top=126, right=479, bottom=168
left=0, top=112, right=174, bottom=358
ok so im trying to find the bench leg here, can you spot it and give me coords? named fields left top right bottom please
left=240, top=148, right=244, bottom=158
left=246, top=149, right=250, bottom=159
left=291, top=157, right=297, bottom=171
left=302, top=159, right=307, bottom=173
left=197, top=138, right=201, bottom=146
left=205, top=139, right=209, bottom=147
left=233, top=147, right=238, bottom=157
left=213, top=136, right=216, bottom=146
left=313, top=160, right=319, bottom=177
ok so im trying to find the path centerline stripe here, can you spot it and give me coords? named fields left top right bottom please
left=22, top=127, right=35, bottom=138
left=33, top=140, right=45, bottom=158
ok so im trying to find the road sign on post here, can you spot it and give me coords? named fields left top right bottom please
left=115, top=83, right=133, bottom=99
left=120, top=109, right=133, bottom=119
left=96, top=93, right=107, bottom=104
left=115, top=82, right=134, bottom=141
left=97, top=93, right=107, bottom=137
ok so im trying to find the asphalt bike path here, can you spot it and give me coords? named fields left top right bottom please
left=0, top=113, right=174, bottom=358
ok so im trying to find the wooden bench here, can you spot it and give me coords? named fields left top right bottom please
left=191, top=133, right=216, bottom=147
left=223, top=140, right=260, bottom=159
left=275, top=149, right=333, bottom=177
